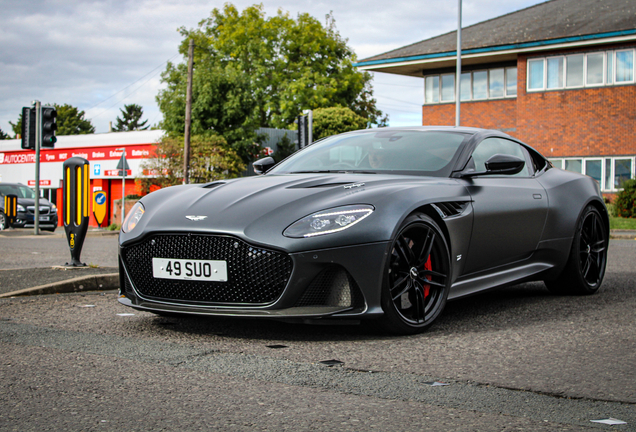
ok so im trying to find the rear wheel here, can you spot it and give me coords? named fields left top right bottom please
left=545, top=205, right=608, bottom=295
left=378, top=213, right=451, bottom=334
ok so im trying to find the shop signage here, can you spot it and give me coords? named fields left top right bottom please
left=0, top=144, right=156, bottom=165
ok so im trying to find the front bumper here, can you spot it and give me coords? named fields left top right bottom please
left=14, top=211, right=58, bottom=229
left=118, top=237, right=389, bottom=320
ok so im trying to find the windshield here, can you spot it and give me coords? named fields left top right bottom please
left=269, top=130, right=469, bottom=177
left=0, top=184, right=36, bottom=199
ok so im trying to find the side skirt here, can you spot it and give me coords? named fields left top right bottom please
left=448, top=262, right=552, bottom=300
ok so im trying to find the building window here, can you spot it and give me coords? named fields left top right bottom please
left=615, top=158, right=633, bottom=189
left=424, top=66, right=517, bottom=103
left=547, top=57, right=564, bottom=89
left=528, top=59, right=544, bottom=90
left=616, top=50, right=635, bottom=82
left=440, top=74, right=455, bottom=102
left=425, top=76, right=439, bottom=103
left=586, top=53, right=604, bottom=85
left=566, top=54, right=584, bottom=88
left=528, top=49, right=636, bottom=92
left=550, top=156, right=635, bottom=191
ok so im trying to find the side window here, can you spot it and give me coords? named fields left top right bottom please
left=471, top=138, right=530, bottom=177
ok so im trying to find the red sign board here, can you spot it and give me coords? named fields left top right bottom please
left=104, top=169, right=132, bottom=177
left=0, top=144, right=156, bottom=165
left=27, top=180, right=52, bottom=186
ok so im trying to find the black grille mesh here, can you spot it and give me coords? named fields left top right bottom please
left=295, top=266, right=364, bottom=308
left=122, top=234, right=292, bottom=305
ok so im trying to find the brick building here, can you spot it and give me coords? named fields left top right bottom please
left=355, top=0, right=636, bottom=193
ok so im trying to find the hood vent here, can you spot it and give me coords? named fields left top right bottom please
left=202, top=182, right=225, bottom=189
left=431, top=201, right=469, bottom=218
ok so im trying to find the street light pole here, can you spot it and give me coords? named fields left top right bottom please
left=455, top=0, right=462, bottom=127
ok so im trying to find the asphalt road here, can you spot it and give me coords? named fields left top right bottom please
left=0, top=236, right=635, bottom=431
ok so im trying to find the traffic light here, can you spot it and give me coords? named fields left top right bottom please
left=41, top=106, right=57, bottom=148
left=21, top=107, right=36, bottom=150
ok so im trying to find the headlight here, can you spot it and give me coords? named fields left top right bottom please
left=51, top=204, right=57, bottom=212
left=17, top=204, right=25, bottom=212
left=283, top=205, right=374, bottom=238
left=122, top=202, right=145, bottom=233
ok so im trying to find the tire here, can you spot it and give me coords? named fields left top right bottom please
left=0, top=212, right=6, bottom=231
left=545, top=205, right=608, bottom=295
left=43, top=226, right=57, bottom=232
left=378, top=213, right=452, bottom=335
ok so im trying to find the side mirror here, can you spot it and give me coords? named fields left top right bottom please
left=458, top=154, right=525, bottom=177
left=253, top=156, right=275, bottom=175
left=484, top=154, right=525, bottom=175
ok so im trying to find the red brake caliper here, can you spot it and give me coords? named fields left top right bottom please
left=423, top=256, right=432, bottom=298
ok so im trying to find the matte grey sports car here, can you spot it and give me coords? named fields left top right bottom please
left=118, top=127, right=609, bottom=334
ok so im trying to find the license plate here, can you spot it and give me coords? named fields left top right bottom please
left=39, top=216, right=48, bottom=221
left=152, top=258, right=227, bottom=282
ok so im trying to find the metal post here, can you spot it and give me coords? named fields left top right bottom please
left=307, top=110, right=313, bottom=145
left=34, top=100, right=41, bottom=235
left=183, top=38, right=194, bottom=184
left=120, top=148, right=126, bottom=225
left=455, top=0, right=462, bottom=127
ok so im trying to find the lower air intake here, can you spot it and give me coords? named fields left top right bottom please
left=295, top=266, right=364, bottom=308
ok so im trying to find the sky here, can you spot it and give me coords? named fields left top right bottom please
left=0, top=0, right=546, bottom=137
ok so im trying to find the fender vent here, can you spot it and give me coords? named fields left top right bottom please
left=431, top=201, right=469, bottom=218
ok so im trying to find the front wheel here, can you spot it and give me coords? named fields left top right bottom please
left=545, top=205, right=608, bottom=295
left=0, top=212, right=7, bottom=231
left=378, top=213, right=451, bottom=335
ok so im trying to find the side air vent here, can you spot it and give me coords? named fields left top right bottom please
left=431, top=202, right=469, bottom=219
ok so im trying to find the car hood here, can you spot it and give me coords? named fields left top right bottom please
left=17, top=198, right=53, bottom=207
left=121, top=173, right=466, bottom=253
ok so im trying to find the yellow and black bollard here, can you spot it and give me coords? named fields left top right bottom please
left=3, top=194, right=18, bottom=229
left=63, top=157, right=90, bottom=266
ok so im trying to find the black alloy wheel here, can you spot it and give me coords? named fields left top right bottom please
left=379, top=213, right=451, bottom=334
left=545, top=205, right=608, bottom=295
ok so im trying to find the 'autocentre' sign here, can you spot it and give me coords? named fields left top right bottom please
left=0, top=144, right=156, bottom=165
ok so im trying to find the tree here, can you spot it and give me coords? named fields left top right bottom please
left=157, top=4, right=386, bottom=161
left=0, top=128, right=11, bottom=140
left=113, top=104, right=149, bottom=131
left=138, top=133, right=245, bottom=194
left=272, top=135, right=296, bottom=163
left=9, top=103, right=95, bottom=136
left=312, top=107, right=369, bottom=140
left=157, top=61, right=259, bottom=163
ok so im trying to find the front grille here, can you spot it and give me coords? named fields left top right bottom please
left=26, top=206, right=50, bottom=215
left=295, top=266, right=364, bottom=308
left=122, top=234, right=292, bottom=305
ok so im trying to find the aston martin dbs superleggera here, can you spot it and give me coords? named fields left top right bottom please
left=118, top=127, right=609, bottom=334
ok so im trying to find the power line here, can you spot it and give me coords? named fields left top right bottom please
left=376, top=94, right=422, bottom=106
left=86, top=54, right=181, bottom=121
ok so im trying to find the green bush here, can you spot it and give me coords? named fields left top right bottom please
left=106, top=223, right=120, bottom=231
left=615, top=178, right=636, bottom=218
left=312, top=107, right=368, bottom=141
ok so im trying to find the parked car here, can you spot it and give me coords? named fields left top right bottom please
left=0, top=182, right=58, bottom=232
left=117, top=127, right=608, bottom=334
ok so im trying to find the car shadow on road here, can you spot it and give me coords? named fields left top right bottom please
left=128, top=273, right=632, bottom=341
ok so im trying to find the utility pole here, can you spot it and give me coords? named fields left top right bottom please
left=455, top=0, right=462, bottom=127
left=183, top=38, right=194, bottom=184
left=34, top=100, right=41, bottom=235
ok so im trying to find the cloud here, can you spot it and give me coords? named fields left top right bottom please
left=0, top=0, right=543, bottom=135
